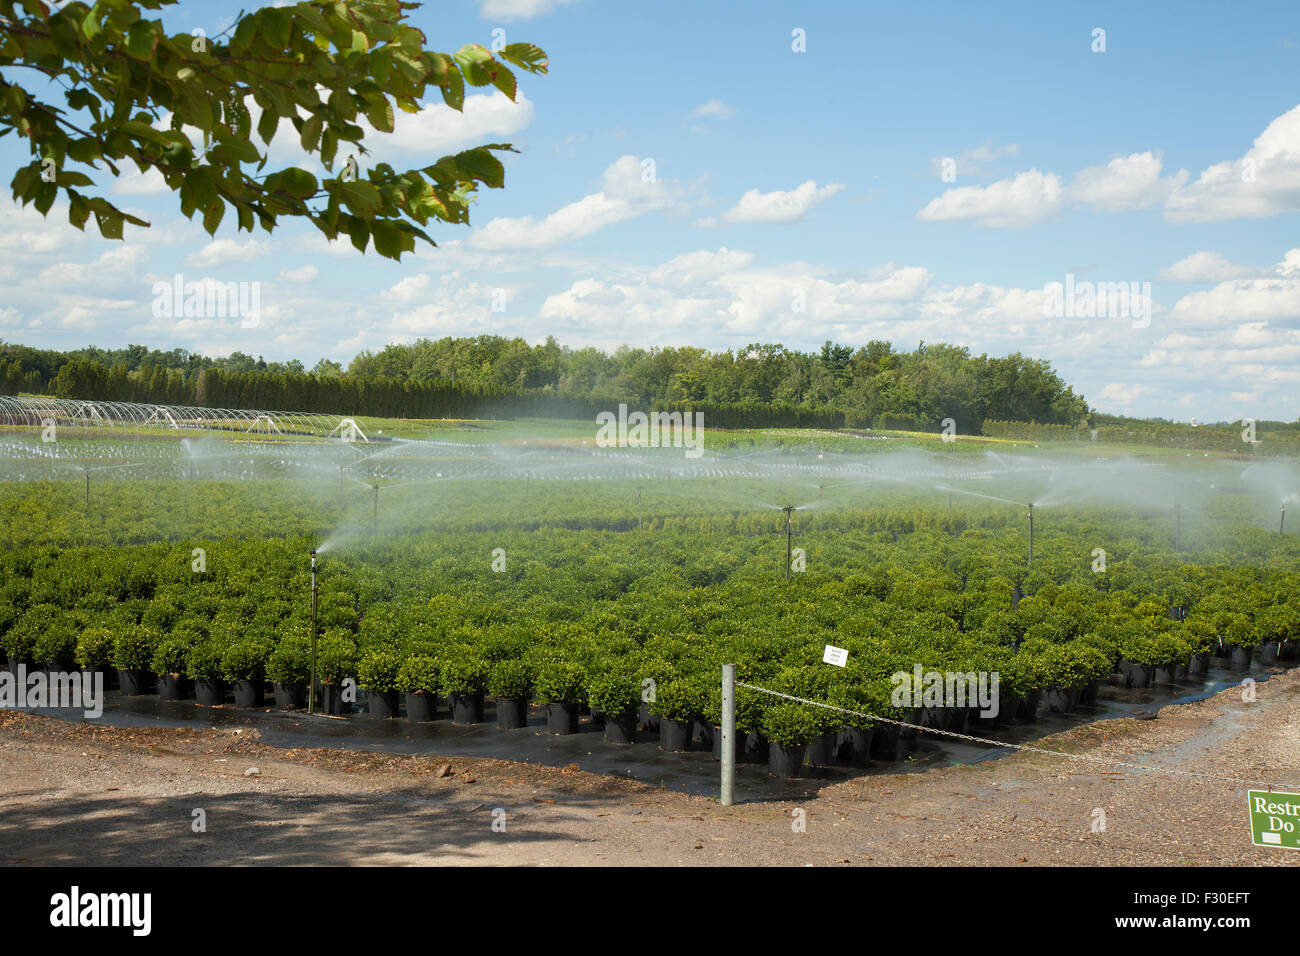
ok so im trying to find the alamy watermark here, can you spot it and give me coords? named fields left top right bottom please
left=1042, top=273, right=1150, bottom=329
left=1, top=665, right=103, bottom=718
left=596, top=403, right=704, bottom=459
left=890, top=665, right=1000, bottom=718
left=151, top=273, right=261, bottom=328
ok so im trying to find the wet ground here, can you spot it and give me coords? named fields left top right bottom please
left=12, top=653, right=1291, bottom=803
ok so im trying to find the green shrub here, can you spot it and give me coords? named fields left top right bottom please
left=396, top=655, right=439, bottom=695
left=112, top=627, right=160, bottom=670
left=75, top=627, right=115, bottom=670
left=532, top=660, right=586, bottom=705
left=440, top=649, right=488, bottom=696
left=488, top=659, right=533, bottom=699
left=267, top=634, right=311, bottom=686
left=151, top=634, right=194, bottom=677
left=221, top=640, right=271, bottom=682
left=32, top=621, right=78, bottom=668
left=357, top=648, right=402, bottom=693
left=648, top=674, right=706, bottom=723
left=315, top=632, right=357, bottom=685
left=762, top=702, right=822, bottom=746
left=186, top=640, right=226, bottom=681
left=586, top=668, right=640, bottom=717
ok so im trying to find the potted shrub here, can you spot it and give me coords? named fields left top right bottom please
left=315, top=633, right=358, bottom=715
left=187, top=639, right=227, bottom=705
left=357, top=648, right=402, bottom=718
left=441, top=650, right=488, bottom=724
left=75, top=626, right=116, bottom=689
left=267, top=634, right=310, bottom=708
left=151, top=634, right=194, bottom=700
left=112, top=627, right=159, bottom=696
left=1118, top=625, right=1161, bottom=687
left=488, top=659, right=533, bottom=730
left=397, top=654, right=439, bottom=722
left=533, top=660, right=586, bottom=735
left=32, top=620, right=78, bottom=674
left=222, top=640, right=271, bottom=707
left=650, top=675, right=705, bottom=751
left=762, top=702, right=821, bottom=778
left=587, top=668, right=640, bottom=744
left=3, top=604, right=51, bottom=673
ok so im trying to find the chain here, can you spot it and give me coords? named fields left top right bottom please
left=734, top=681, right=1298, bottom=792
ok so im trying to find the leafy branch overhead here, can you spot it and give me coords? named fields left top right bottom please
left=0, top=0, right=548, bottom=259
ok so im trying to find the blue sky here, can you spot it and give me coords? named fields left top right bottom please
left=3, top=0, right=1300, bottom=422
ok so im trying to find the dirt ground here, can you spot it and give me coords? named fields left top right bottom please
left=2, top=670, right=1298, bottom=866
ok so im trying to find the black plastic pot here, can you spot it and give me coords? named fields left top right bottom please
left=1281, top=640, right=1297, bottom=661
left=195, top=678, right=225, bottom=706
left=1174, top=659, right=1190, bottom=681
left=405, top=691, right=436, bottom=722
left=1229, top=645, right=1253, bottom=669
left=367, top=689, right=399, bottom=719
left=637, top=700, right=659, bottom=733
left=4, top=655, right=23, bottom=674
left=1258, top=642, right=1280, bottom=665
left=995, top=695, right=1022, bottom=726
left=1119, top=660, right=1153, bottom=688
left=450, top=691, right=484, bottom=724
left=233, top=679, right=264, bottom=708
left=871, top=722, right=904, bottom=760
left=768, top=741, right=806, bottom=778
left=156, top=674, right=192, bottom=701
left=546, top=701, right=579, bottom=735
left=275, top=682, right=306, bottom=709
left=747, top=731, right=770, bottom=763
left=1015, top=690, right=1041, bottom=723
left=835, top=725, right=874, bottom=766
left=118, top=668, right=149, bottom=696
left=605, top=710, right=638, bottom=744
left=1153, top=664, right=1177, bottom=686
left=1188, top=652, right=1211, bottom=676
left=659, top=717, right=693, bottom=752
left=709, top=724, right=745, bottom=762
left=1041, top=686, right=1079, bottom=714
left=496, top=696, right=529, bottom=730
left=805, top=731, right=836, bottom=768
left=320, top=682, right=352, bottom=715
left=1078, top=679, right=1100, bottom=706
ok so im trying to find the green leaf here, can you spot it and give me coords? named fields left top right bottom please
left=453, top=45, right=495, bottom=86
left=347, top=215, right=369, bottom=252
left=339, top=180, right=380, bottom=215
left=500, top=42, right=548, bottom=74
left=262, top=7, right=292, bottom=48
left=202, top=201, right=225, bottom=235
left=452, top=147, right=505, bottom=189
left=257, top=109, right=279, bottom=146
left=125, top=22, right=158, bottom=60
left=365, top=97, right=394, bottom=133
left=299, top=113, right=323, bottom=152
left=276, top=167, right=319, bottom=199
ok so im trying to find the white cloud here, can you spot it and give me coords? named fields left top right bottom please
left=469, top=155, right=680, bottom=250
left=478, top=0, right=576, bottom=20
left=701, top=180, right=846, bottom=227
left=1168, top=277, right=1300, bottom=328
left=1069, top=152, right=1186, bottom=213
left=382, top=274, right=431, bottom=304
left=187, top=239, right=271, bottom=268
left=278, top=265, right=320, bottom=283
left=1276, top=248, right=1300, bottom=277
left=369, top=92, right=534, bottom=157
left=112, top=166, right=168, bottom=196
left=691, top=99, right=735, bottom=119
left=1160, top=251, right=1263, bottom=282
left=917, top=169, right=1064, bottom=228
left=1165, top=103, right=1300, bottom=222
left=1097, top=382, right=1151, bottom=409
left=929, top=141, right=1019, bottom=178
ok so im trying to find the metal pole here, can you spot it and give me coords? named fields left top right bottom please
left=720, top=663, right=736, bottom=806
left=1027, top=503, right=1034, bottom=568
left=309, top=551, right=318, bottom=715
left=1282, top=503, right=1287, bottom=536
left=783, top=505, right=794, bottom=581
left=84, top=470, right=89, bottom=508
left=637, top=486, right=642, bottom=530
left=372, top=484, right=378, bottom=534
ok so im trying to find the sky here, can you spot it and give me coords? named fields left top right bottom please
left=2, top=0, right=1299, bottom=422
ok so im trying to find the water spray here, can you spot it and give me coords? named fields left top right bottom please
left=308, top=548, right=318, bottom=716
left=782, top=504, right=795, bottom=581
left=1175, top=503, right=1181, bottom=552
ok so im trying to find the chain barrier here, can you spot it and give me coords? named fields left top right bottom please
left=735, top=681, right=1299, bottom=792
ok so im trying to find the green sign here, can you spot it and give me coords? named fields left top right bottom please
left=1247, top=790, right=1300, bottom=850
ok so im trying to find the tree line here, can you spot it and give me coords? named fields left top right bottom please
left=0, top=336, right=1092, bottom=432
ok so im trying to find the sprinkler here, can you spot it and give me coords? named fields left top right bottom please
left=1282, top=502, right=1287, bottom=536
left=1175, top=503, right=1181, bottom=552
left=1026, top=502, right=1034, bottom=568
left=308, top=549, right=319, bottom=716
left=372, top=483, right=379, bottom=534
left=782, top=504, right=795, bottom=581
left=637, top=485, right=642, bottom=529
left=84, top=469, right=89, bottom=508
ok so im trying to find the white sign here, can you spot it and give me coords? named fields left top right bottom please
left=823, top=645, right=848, bottom=667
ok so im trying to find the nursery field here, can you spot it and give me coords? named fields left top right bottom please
left=1, top=411, right=1298, bottom=794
